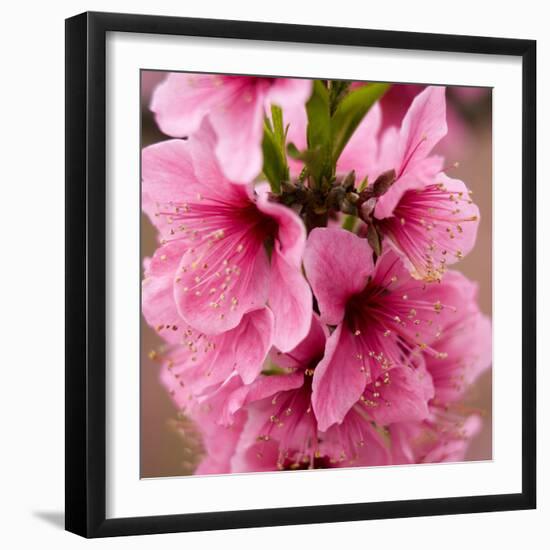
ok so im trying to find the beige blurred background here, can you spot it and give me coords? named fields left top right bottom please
left=140, top=72, right=492, bottom=478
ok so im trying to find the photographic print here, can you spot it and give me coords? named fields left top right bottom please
left=140, top=72, right=493, bottom=478
left=65, top=13, right=535, bottom=536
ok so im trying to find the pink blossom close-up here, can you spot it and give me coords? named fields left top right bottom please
left=369, top=86, right=480, bottom=280
left=304, top=227, right=472, bottom=431
left=151, top=73, right=312, bottom=183
left=142, top=121, right=312, bottom=353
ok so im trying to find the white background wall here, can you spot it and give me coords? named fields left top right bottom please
left=0, top=1, right=546, bottom=548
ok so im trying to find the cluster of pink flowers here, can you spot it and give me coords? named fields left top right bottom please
left=142, top=74, right=491, bottom=474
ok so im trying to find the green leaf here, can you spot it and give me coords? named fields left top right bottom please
left=331, top=83, right=389, bottom=161
left=341, top=214, right=357, bottom=232
left=329, top=80, right=351, bottom=115
left=358, top=176, right=369, bottom=192
left=286, top=142, right=302, bottom=160
left=271, top=104, right=285, bottom=144
left=305, top=81, right=332, bottom=186
left=286, top=142, right=320, bottom=164
left=261, top=106, right=289, bottom=194
left=262, top=129, right=284, bottom=194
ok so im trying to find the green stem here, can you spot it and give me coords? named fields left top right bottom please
left=342, top=214, right=357, bottom=232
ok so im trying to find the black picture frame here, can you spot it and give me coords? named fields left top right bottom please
left=65, top=11, right=536, bottom=538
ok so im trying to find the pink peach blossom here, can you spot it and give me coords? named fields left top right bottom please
left=142, top=122, right=312, bottom=352
left=186, top=376, right=249, bottom=476
left=370, top=86, right=480, bottom=280
left=163, top=299, right=482, bottom=472
left=156, top=308, right=274, bottom=399
left=228, top=316, right=327, bottom=470
left=355, top=82, right=475, bottom=158
left=158, top=340, right=283, bottom=475
left=227, top=316, right=394, bottom=471
left=161, top=349, right=306, bottom=474
left=388, top=272, right=491, bottom=465
left=224, top=315, right=434, bottom=471
left=151, top=73, right=312, bottom=183
left=424, top=270, right=492, bottom=405
left=390, top=411, right=482, bottom=465
left=161, top=315, right=390, bottom=473
left=303, top=227, right=468, bottom=431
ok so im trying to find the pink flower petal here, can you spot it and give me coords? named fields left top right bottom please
left=184, top=119, right=233, bottom=188
left=372, top=125, right=400, bottom=180
left=150, top=73, right=233, bottom=137
left=141, top=127, right=250, bottom=236
left=320, top=408, right=391, bottom=467
left=303, top=227, right=374, bottom=325
left=231, top=308, right=275, bottom=384
left=256, top=188, right=306, bottom=267
left=374, top=155, right=444, bottom=219
left=390, top=410, right=483, bottom=466
left=192, top=378, right=249, bottom=475
left=141, top=139, right=197, bottom=233
left=256, top=189, right=312, bottom=350
left=266, top=78, right=313, bottom=111
left=160, top=359, right=235, bottom=419
left=230, top=437, right=282, bottom=473
left=337, top=103, right=382, bottom=181
left=269, top=314, right=327, bottom=371
left=376, top=172, right=480, bottom=280
left=395, top=86, right=447, bottom=178
left=268, top=250, right=312, bottom=352
left=312, top=324, right=371, bottom=431
left=422, top=413, right=483, bottom=463
left=425, top=270, right=492, bottom=403
left=363, top=362, right=434, bottom=425
left=222, top=371, right=304, bottom=425
left=174, top=233, right=271, bottom=334
left=141, top=241, right=188, bottom=344
left=388, top=422, right=418, bottom=465
left=209, top=89, right=265, bottom=183
left=158, top=309, right=273, bottom=408
left=230, top=371, right=318, bottom=470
